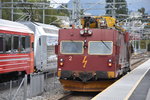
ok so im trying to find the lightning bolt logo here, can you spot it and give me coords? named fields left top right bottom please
left=82, top=56, right=87, bottom=68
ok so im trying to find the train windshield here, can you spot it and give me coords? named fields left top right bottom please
left=60, top=41, right=83, bottom=54
left=89, top=41, right=113, bottom=55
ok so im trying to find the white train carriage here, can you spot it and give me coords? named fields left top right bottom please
left=20, top=22, right=59, bottom=72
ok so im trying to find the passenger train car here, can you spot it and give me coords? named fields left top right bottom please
left=0, top=19, right=34, bottom=75
left=56, top=16, right=131, bottom=91
left=20, top=22, right=59, bottom=72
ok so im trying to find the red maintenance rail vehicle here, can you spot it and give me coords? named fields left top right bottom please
left=56, top=16, right=132, bottom=92
left=0, top=19, right=34, bottom=75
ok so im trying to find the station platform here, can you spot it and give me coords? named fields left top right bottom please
left=92, top=59, right=150, bottom=100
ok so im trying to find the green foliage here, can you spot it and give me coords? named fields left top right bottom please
left=138, top=7, right=145, bottom=15
left=140, top=40, right=146, bottom=49
left=105, top=0, right=128, bottom=20
left=1, top=0, right=69, bottom=25
left=1, top=0, right=11, bottom=20
left=27, top=0, right=47, bottom=2
left=1, top=0, right=27, bottom=20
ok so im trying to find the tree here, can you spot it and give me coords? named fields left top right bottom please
left=138, top=7, right=145, bottom=15
left=105, top=0, right=128, bottom=20
left=1, top=0, right=70, bottom=25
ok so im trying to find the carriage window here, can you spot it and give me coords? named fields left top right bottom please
left=60, top=41, right=83, bottom=54
left=21, top=37, right=25, bottom=52
left=21, top=36, right=30, bottom=53
left=5, top=35, right=12, bottom=53
left=0, top=35, right=4, bottom=53
left=13, top=36, right=19, bottom=53
left=25, top=36, right=30, bottom=52
left=89, top=41, right=113, bottom=55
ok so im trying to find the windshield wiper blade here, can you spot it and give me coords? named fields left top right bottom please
left=101, top=40, right=111, bottom=50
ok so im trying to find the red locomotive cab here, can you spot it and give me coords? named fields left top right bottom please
left=0, top=19, right=34, bottom=75
left=57, top=17, right=130, bottom=91
left=58, top=29, right=117, bottom=80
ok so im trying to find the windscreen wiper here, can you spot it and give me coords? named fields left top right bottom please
left=101, top=40, right=111, bottom=50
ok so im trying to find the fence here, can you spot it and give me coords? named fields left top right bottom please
left=0, top=71, right=57, bottom=100
left=0, top=75, right=28, bottom=100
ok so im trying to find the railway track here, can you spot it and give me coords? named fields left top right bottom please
left=131, top=53, right=149, bottom=70
left=58, top=92, right=98, bottom=100
left=58, top=92, right=73, bottom=100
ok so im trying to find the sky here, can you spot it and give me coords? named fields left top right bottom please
left=52, top=0, right=150, bottom=15
left=49, top=0, right=70, bottom=8
left=127, top=0, right=150, bottom=14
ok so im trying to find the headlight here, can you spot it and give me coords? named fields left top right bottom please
left=80, top=30, right=84, bottom=35
left=108, top=59, right=112, bottom=62
left=88, top=30, right=93, bottom=35
left=60, top=58, right=64, bottom=62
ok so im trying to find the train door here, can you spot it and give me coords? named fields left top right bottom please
left=40, top=36, right=47, bottom=71
left=35, top=36, right=42, bottom=71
